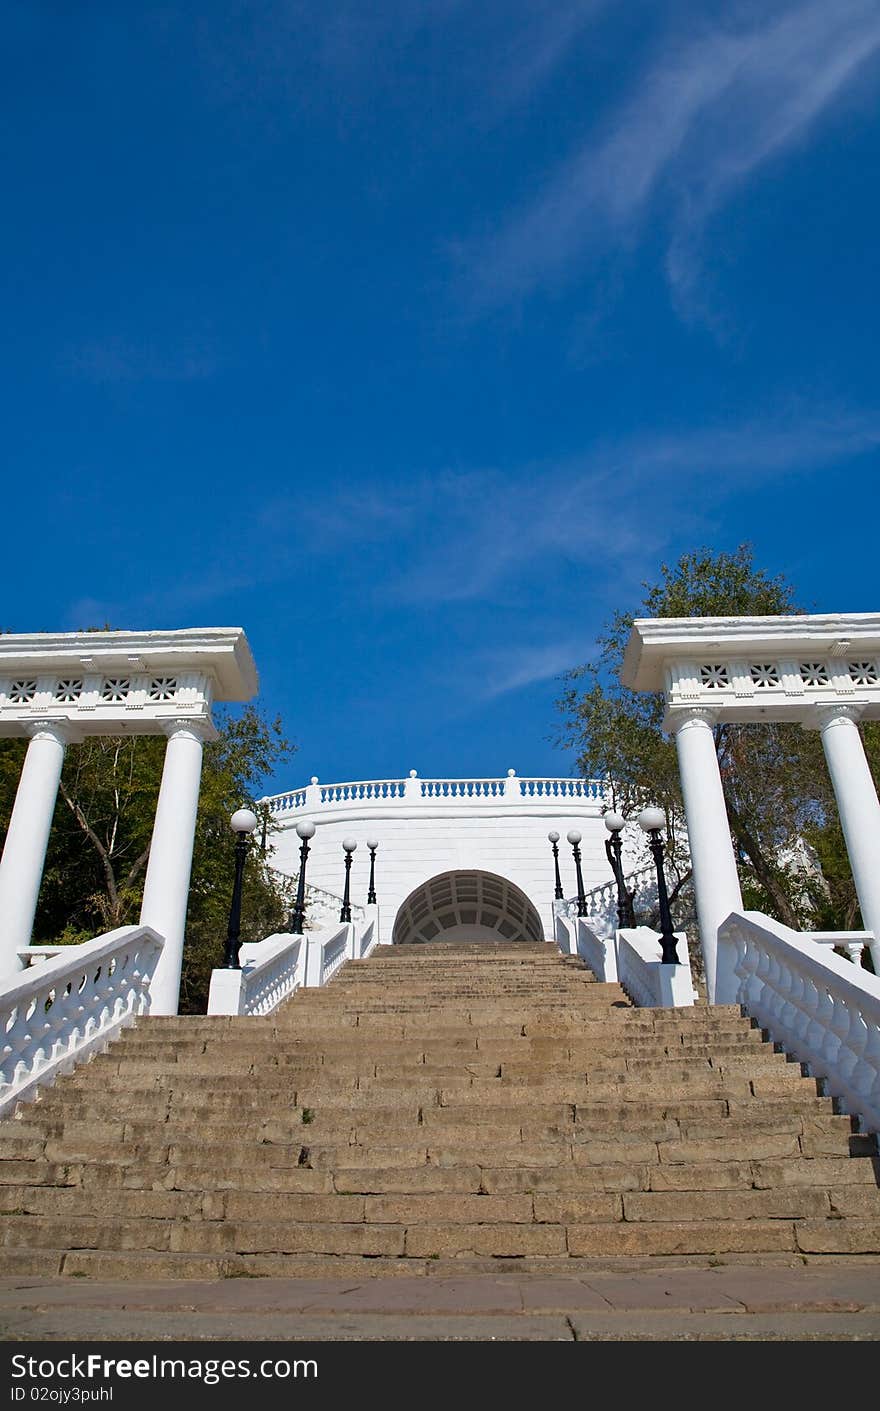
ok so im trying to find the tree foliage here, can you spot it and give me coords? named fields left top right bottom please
left=558, top=546, right=876, bottom=947
left=0, top=707, right=295, bottom=1013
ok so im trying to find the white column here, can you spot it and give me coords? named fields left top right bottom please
left=140, top=721, right=207, bottom=1015
left=672, top=708, right=743, bottom=1005
left=816, top=706, right=880, bottom=972
left=0, top=721, right=69, bottom=977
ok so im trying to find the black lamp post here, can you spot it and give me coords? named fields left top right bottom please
left=224, top=808, right=259, bottom=969
left=366, top=839, right=378, bottom=905
left=289, top=819, right=316, bottom=935
left=339, top=838, right=357, bottom=922
left=603, top=811, right=636, bottom=929
left=567, top=830, right=588, bottom=917
left=548, top=831, right=564, bottom=901
left=638, top=806, right=679, bottom=965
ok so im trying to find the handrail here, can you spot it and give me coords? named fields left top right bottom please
left=263, top=775, right=607, bottom=813
left=0, top=925, right=163, bottom=1116
left=721, top=910, right=880, bottom=1134
left=208, top=913, right=380, bottom=1016
left=557, top=861, right=658, bottom=922
left=231, top=934, right=305, bottom=1017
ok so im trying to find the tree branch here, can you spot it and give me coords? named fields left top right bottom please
left=122, top=844, right=151, bottom=893
left=724, top=791, right=800, bottom=929
left=58, top=779, right=119, bottom=915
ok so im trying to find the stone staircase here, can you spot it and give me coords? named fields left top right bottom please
left=1, top=939, right=878, bottom=1279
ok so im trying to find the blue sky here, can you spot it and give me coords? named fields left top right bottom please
left=4, top=0, right=880, bottom=792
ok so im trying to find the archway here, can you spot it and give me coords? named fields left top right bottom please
left=391, top=869, right=544, bottom=945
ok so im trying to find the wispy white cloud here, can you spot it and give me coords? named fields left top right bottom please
left=467, top=0, right=880, bottom=314
left=86, top=405, right=880, bottom=623
left=377, top=407, right=880, bottom=604
left=475, top=641, right=590, bottom=700
left=486, top=0, right=608, bottom=114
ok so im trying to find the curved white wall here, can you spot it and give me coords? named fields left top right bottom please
left=264, top=776, right=625, bottom=945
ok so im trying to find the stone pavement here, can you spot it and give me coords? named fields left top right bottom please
left=1, top=1262, right=879, bottom=1340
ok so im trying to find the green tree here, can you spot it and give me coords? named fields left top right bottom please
left=1, top=707, right=295, bottom=1013
left=558, top=545, right=869, bottom=940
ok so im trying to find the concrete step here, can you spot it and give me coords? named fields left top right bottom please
left=2, top=939, right=877, bottom=1280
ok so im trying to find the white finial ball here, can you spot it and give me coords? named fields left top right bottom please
left=409, top=769, right=418, bottom=777
left=507, top=768, right=516, bottom=776
left=310, top=776, right=319, bottom=785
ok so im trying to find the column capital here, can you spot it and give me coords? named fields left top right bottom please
left=666, top=706, right=718, bottom=735
left=160, top=717, right=215, bottom=743
left=807, top=703, right=865, bottom=733
left=22, top=719, right=73, bottom=745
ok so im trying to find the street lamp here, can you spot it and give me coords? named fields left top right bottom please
left=366, top=839, right=379, bottom=905
left=224, top=808, right=259, bottom=969
left=548, top=831, right=564, bottom=901
left=638, top=806, right=679, bottom=964
left=603, top=811, right=636, bottom=928
left=567, top=830, right=588, bottom=917
left=340, top=839, right=357, bottom=922
left=289, top=819, right=316, bottom=935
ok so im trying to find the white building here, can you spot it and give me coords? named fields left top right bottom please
left=263, top=772, right=630, bottom=946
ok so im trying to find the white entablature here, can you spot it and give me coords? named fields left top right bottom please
left=622, top=612, right=880, bottom=727
left=0, top=628, right=257, bottom=739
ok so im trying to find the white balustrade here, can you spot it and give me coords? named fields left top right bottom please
left=16, top=947, right=68, bottom=967
left=808, top=932, right=872, bottom=967
left=720, top=910, right=880, bottom=1134
left=0, top=925, right=163, bottom=1116
left=269, top=789, right=308, bottom=813
left=317, top=925, right=350, bottom=984
left=420, top=778, right=506, bottom=799
left=263, top=775, right=606, bottom=815
left=616, top=926, right=696, bottom=1009
left=208, top=934, right=305, bottom=1018
left=555, top=913, right=619, bottom=984
left=355, top=918, right=376, bottom=958
left=558, top=862, right=658, bottom=927
left=265, top=869, right=364, bottom=927
left=520, top=778, right=603, bottom=800
left=208, top=915, right=380, bottom=1016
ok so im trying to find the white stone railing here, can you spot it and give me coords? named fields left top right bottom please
left=0, top=925, right=163, bottom=1116
left=208, top=933, right=306, bottom=1018
left=555, top=912, right=619, bottom=984
left=720, top=911, right=880, bottom=1135
left=208, top=913, right=380, bottom=1017
left=554, top=912, right=694, bottom=1007
left=519, top=778, right=603, bottom=799
left=809, top=931, right=871, bottom=967
left=314, top=924, right=350, bottom=986
left=269, top=787, right=308, bottom=813
left=264, top=773, right=606, bottom=816
left=320, top=780, right=408, bottom=805
left=265, top=868, right=365, bottom=928
left=420, top=778, right=507, bottom=799
left=616, top=926, right=696, bottom=1009
left=16, top=946, right=68, bottom=968
left=355, top=917, right=376, bottom=959
left=557, top=862, right=658, bottom=926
